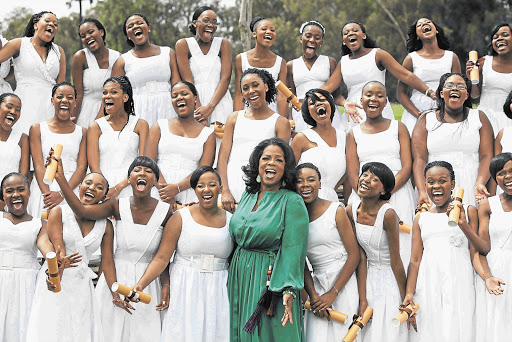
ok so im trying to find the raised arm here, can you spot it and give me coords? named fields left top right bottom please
left=0, top=38, right=21, bottom=63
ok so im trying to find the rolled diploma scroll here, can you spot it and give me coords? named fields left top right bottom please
left=399, top=203, right=430, bottom=234
left=289, top=120, right=295, bottom=132
left=46, top=252, right=61, bottom=293
left=43, top=144, right=63, bottom=185
left=111, top=282, right=151, bottom=304
left=342, top=306, right=373, bottom=342
left=448, top=188, right=464, bottom=227
left=304, top=300, right=347, bottom=324
left=392, top=302, right=420, bottom=327
left=212, top=121, right=224, bottom=139
left=275, top=80, right=301, bottom=111
left=41, top=210, right=48, bottom=220
left=469, top=51, right=479, bottom=85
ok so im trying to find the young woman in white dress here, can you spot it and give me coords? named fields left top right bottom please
left=0, top=94, right=29, bottom=209
left=234, top=17, right=288, bottom=117
left=347, top=81, right=415, bottom=266
left=412, top=73, right=494, bottom=207
left=291, top=89, right=347, bottom=203
left=473, top=153, right=512, bottom=340
left=54, top=156, right=172, bottom=342
left=397, top=18, right=460, bottom=135
left=26, top=172, right=113, bottom=342
left=88, top=76, right=148, bottom=200
left=130, top=166, right=233, bottom=342
left=217, top=68, right=291, bottom=212
left=321, top=21, right=436, bottom=132
left=0, top=172, right=76, bottom=342
left=404, top=161, right=486, bottom=342
left=296, top=163, right=359, bottom=341
left=0, top=11, right=65, bottom=134
left=466, top=23, right=512, bottom=136
left=346, top=162, right=408, bottom=341
left=28, top=82, right=87, bottom=219
left=112, top=13, right=180, bottom=126
left=287, top=20, right=343, bottom=132
left=72, top=18, right=120, bottom=127
left=145, top=81, right=215, bottom=207
left=175, top=6, right=232, bottom=126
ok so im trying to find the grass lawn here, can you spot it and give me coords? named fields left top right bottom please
left=338, top=103, right=405, bottom=121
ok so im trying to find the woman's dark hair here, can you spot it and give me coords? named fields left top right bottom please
left=341, top=20, right=378, bottom=56
left=79, top=18, right=107, bottom=44
left=172, top=81, right=198, bottom=97
left=296, top=162, right=321, bottom=181
left=424, top=160, right=455, bottom=181
left=52, top=81, right=77, bottom=98
left=0, top=172, right=29, bottom=201
left=240, top=68, right=277, bottom=105
left=242, top=138, right=297, bottom=194
left=406, top=18, right=450, bottom=53
left=504, top=90, right=512, bottom=119
left=190, top=166, right=221, bottom=189
left=123, top=13, right=150, bottom=47
left=250, top=17, right=266, bottom=32
left=489, top=23, right=512, bottom=56
left=189, top=6, right=213, bottom=35
left=103, top=76, right=135, bottom=116
left=359, top=162, right=395, bottom=200
left=489, top=153, right=512, bottom=182
left=299, top=20, right=325, bottom=37
left=301, top=88, right=335, bottom=127
left=127, top=156, right=160, bottom=181
left=81, top=172, right=110, bottom=201
left=23, top=11, right=58, bottom=53
left=435, top=72, right=472, bottom=119
left=0, top=93, right=21, bottom=106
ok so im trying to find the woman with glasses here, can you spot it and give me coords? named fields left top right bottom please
left=412, top=72, right=494, bottom=207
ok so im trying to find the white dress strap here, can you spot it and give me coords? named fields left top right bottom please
left=96, top=117, right=113, bottom=133
left=84, top=48, right=99, bottom=69
left=375, top=202, right=393, bottom=227
left=240, top=52, right=249, bottom=71
left=488, top=195, right=503, bottom=215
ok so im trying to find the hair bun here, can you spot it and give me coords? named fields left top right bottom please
left=250, top=17, right=266, bottom=32
left=188, top=23, right=196, bottom=34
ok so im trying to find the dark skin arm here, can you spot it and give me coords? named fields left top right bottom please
left=402, top=214, right=423, bottom=307
left=474, top=111, right=494, bottom=202
left=383, top=209, right=407, bottom=302
left=411, top=113, right=431, bottom=206
left=71, top=49, right=86, bottom=121
left=217, top=112, right=238, bottom=212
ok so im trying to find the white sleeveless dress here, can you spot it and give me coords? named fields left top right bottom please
left=411, top=209, right=475, bottom=342
left=0, top=36, right=13, bottom=94
left=96, top=115, right=139, bottom=199
left=154, top=119, right=213, bottom=204
left=26, top=205, right=106, bottom=342
left=401, top=51, right=453, bottom=135
left=349, top=120, right=415, bottom=265
left=0, top=214, right=41, bottom=342
left=352, top=200, right=408, bottom=342
left=94, top=198, right=169, bottom=342
left=28, top=122, right=83, bottom=219
left=339, top=48, right=395, bottom=132
left=426, top=109, right=481, bottom=206
left=297, top=128, right=346, bottom=202
left=0, top=130, right=22, bottom=183
left=241, top=52, right=282, bottom=114
left=478, top=55, right=512, bottom=136
left=13, top=37, right=61, bottom=134
left=291, top=55, right=343, bottom=131
left=226, top=110, right=280, bottom=202
left=305, top=202, right=359, bottom=341
left=475, top=195, right=512, bottom=341
left=162, top=206, right=233, bottom=342
left=185, top=37, right=232, bottom=125
left=77, top=48, right=120, bottom=128
left=122, top=47, right=175, bottom=126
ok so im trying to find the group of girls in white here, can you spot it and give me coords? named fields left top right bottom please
left=1, top=4, right=512, bottom=342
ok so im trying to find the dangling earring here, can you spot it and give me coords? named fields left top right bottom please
left=282, top=180, right=286, bottom=187
left=256, top=175, right=261, bottom=183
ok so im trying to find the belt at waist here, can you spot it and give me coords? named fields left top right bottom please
left=367, top=261, right=391, bottom=270
left=0, top=251, right=39, bottom=270
left=429, top=152, right=479, bottom=169
left=133, top=81, right=170, bottom=94
left=311, top=253, right=348, bottom=274
left=173, top=254, right=228, bottom=271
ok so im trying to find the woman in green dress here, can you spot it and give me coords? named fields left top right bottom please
left=227, top=137, right=309, bottom=341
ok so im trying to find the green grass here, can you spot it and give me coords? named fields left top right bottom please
left=338, top=103, right=405, bottom=121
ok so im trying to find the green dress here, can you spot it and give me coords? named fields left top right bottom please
left=228, top=189, right=309, bottom=341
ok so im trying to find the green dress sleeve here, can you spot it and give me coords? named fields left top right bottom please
left=269, top=192, right=309, bottom=293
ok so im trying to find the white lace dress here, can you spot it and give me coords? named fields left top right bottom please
left=26, top=205, right=106, bottom=342
left=305, top=202, right=359, bottom=341
left=77, top=48, right=120, bottom=128
left=0, top=214, right=41, bottom=342
left=161, top=206, right=233, bottom=342
left=352, top=200, right=408, bottom=342
left=475, top=195, right=512, bottom=341
left=0, top=130, right=22, bottom=183
left=0, top=36, right=13, bottom=94
left=94, top=198, right=169, bottom=342
left=411, top=210, right=475, bottom=342
left=153, top=119, right=213, bottom=204
left=122, top=47, right=176, bottom=126
left=13, top=37, right=61, bottom=134
left=297, top=128, right=346, bottom=202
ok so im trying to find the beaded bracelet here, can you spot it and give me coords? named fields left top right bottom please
left=283, top=288, right=296, bottom=299
left=177, top=183, right=181, bottom=193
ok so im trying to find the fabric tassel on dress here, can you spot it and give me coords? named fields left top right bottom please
left=243, top=264, right=275, bottom=334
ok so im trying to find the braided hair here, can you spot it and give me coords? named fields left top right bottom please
left=103, top=76, right=135, bottom=116
left=23, top=11, right=58, bottom=53
left=239, top=68, right=277, bottom=105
